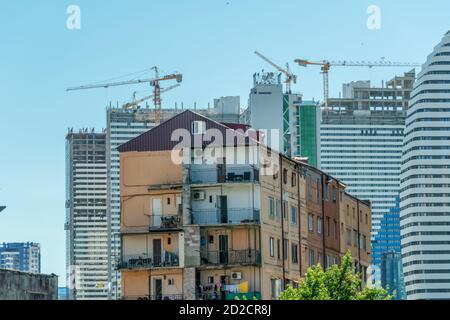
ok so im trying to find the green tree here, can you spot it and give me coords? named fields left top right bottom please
left=280, top=251, right=391, bottom=300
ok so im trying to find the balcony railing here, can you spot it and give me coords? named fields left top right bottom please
left=200, top=249, right=261, bottom=266
left=117, top=252, right=179, bottom=270
left=192, top=208, right=260, bottom=225
left=190, top=165, right=259, bottom=184
left=149, top=214, right=182, bottom=231
left=122, top=294, right=184, bottom=301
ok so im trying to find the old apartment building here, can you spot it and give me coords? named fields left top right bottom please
left=117, top=110, right=371, bottom=300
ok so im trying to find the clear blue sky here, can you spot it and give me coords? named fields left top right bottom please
left=0, top=0, right=448, bottom=285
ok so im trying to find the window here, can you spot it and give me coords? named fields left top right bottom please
left=308, top=214, right=314, bottom=232
left=168, top=278, right=175, bottom=285
left=326, top=255, right=330, bottom=269
left=291, top=172, right=297, bottom=187
left=283, top=239, right=288, bottom=260
left=209, top=236, right=214, bottom=244
left=332, top=187, right=337, bottom=203
left=333, top=256, right=338, bottom=266
left=167, top=237, right=171, bottom=245
left=192, top=121, right=206, bottom=134
left=283, top=169, right=288, bottom=184
left=346, top=229, right=351, bottom=246
left=291, top=206, right=298, bottom=225
left=333, top=220, right=337, bottom=239
left=317, top=217, right=322, bottom=235
left=209, top=195, right=213, bottom=203
left=271, top=279, right=282, bottom=299
left=363, top=235, right=367, bottom=251
left=353, top=230, right=358, bottom=247
left=167, top=197, right=171, bottom=205
left=324, top=183, right=329, bottom=200
left=282, top=201, right=288, bottom=220
left=326, top=217, right=330, bottom=237
left=318, top=253, right=322, bottom=266
left=269, top=237, right=274, bottom=257
left=309, top=249, right=315, bottom=266
left=277, top=239, right=281, bottom=260
left=365, top=214, right=368, bottom=224
left=268, top=197, right=275, bottom=220
left=292, top=244, right=299, bottom=264
left=208, top=276, right=214, bottom=284
left=276, top=199, right=281, bottom=219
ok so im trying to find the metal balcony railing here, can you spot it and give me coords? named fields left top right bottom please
left=200, top=249, right=261, bottom=266
left=190, top=165, right=259, bottom=184
left=122, top=294, right=184, bottom=301
left=192, top=208, right=260, bottom=225
left=117, top=252, right=179, bottom=270
left=149, top=214, right=182, bottom=231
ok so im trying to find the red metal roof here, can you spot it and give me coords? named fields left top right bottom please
left=118, top=110, right=258, bottom=153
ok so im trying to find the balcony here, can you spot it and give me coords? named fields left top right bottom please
left=117, top=252, right=180, bottom=270
left=190, top=165, right=259, bottom=185
left=122, top=294, right=184, bottom=301
left=149, top=214, right=182, bottom=231
left=200, top=249, right=261, bottom=266
left=192, top=208, right=260, bottom=225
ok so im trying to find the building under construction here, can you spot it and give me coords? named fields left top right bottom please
left=320, top=70, right=415, bottom=275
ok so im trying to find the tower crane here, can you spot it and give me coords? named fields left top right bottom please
left=255, top=51, right=297, bottom=94
left=294, top=58, right=421, bottom=109
left=122, top=84, right=181, bottom=110
left=67, top=67, right=183, bottom=125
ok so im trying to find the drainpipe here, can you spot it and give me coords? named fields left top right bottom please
left=321, top=174, right=326, bottom=267
left=279, top=154, right=286, bottom=288
left=297, top=164, right=302, bottom=276
left=357, top=200, right=362, bottom=288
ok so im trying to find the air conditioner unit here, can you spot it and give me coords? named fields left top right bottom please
left=231, top=272, right=242, bottom=280
left=192, top=191, right=205, bottom=201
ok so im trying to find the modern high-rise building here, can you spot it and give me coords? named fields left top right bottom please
left=106, top=101, right=242, bottom=299
left=372, top=196, right=404, bottom=298
left=320, top=70, right=415, bottom=237
left=381, top=251, right=406, bottom=300
left=65, top=129, right=108, bottom=300
left=400, top=31, right=450, bottom=300
left=0, top=242, right=40, bottom=273
left=243, top=72, right=320, bottom=166
left=116, top=110, right=371, bottom=300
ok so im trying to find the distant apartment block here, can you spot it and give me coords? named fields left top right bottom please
left=242, top=72, right=320, bottom=166
left=0, top=269, right=58, bottom=300
left=116, top=110, right=371, bottom=300
left=105, top=100, right=242, bottom=299
left=65, top=129, right=108, bottom=300
left=0, top=242, right=40, bottom=274
left=320, top=70, right=415, bottom=237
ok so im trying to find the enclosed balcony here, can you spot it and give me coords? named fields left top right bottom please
left=200, top=249, right=261, bottom=266
left=117, top=252, right=180, bottom=270
left=190, top=164, right=259, bottom=185
left=192, top=208, right=260, bottom=225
